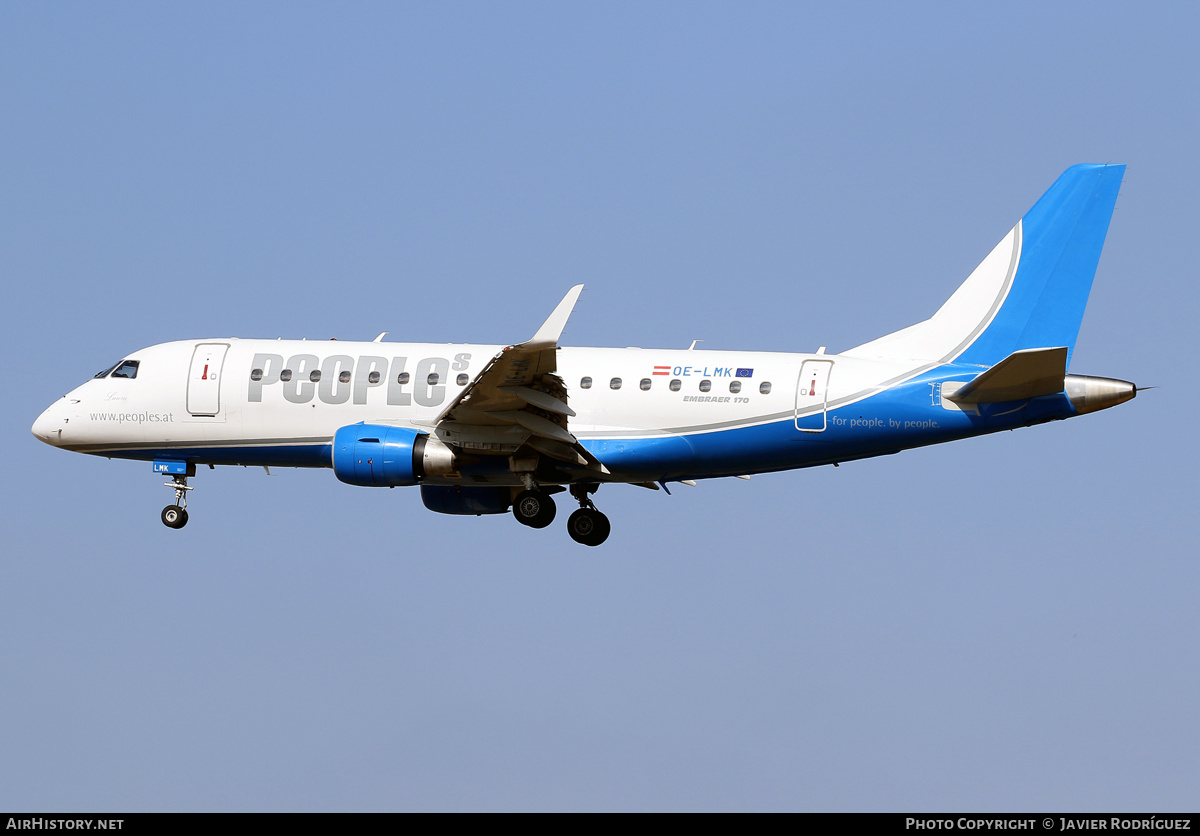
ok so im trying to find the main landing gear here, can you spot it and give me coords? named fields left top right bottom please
left=511, top=480, right=611, bottom=546
left=566, top=506, right=610, bottom=547
left=512, top=488, right=557, bottom=529
left=161, top=472, right=193, bottom=529
left=565, top=483, right=610, bottom=547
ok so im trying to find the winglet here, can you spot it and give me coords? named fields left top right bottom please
left=524, top=284, right=584, bottom=349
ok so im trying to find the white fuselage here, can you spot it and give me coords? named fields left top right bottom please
left=33, top=336, right=935, bottom=480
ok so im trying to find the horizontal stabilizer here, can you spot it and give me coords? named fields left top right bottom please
left=946, top=347, right=1067, bottom=404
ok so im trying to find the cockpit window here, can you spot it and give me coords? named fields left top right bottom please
left=110, top=360, right=139, bottom=379
left=93, top=361, right=122, bottom=379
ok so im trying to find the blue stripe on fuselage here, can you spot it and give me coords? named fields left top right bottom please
left=582, top=370, right=1077, bottom=480
left=86, top=444, right=332, bottom=468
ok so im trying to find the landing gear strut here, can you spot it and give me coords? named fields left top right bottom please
left=161, top=473, right=193, bottom=529
left=567, top=483, right=610, bottom=547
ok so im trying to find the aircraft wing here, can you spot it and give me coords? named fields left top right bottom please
left=429, top=285, right=606, bottom=471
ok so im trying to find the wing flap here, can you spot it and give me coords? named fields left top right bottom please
left=499, top=385, right=576, bottom=416
left=490, top=410, right=577, bottom=445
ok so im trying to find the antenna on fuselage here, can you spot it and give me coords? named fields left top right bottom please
left=688, top=340, right=702, bottom=350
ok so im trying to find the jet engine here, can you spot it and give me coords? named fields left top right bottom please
left=332, top=423, right=456, bottom=487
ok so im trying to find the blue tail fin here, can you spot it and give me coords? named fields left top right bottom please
left=956, top=163, right=1124, bottom=368
left=843, top=164, right=1124, bottom=370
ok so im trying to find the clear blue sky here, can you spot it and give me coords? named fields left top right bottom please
left=2, top=1, right=1196, bottom=811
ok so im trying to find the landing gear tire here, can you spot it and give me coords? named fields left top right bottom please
left=567, top=508, right=610, bottom=546
left=513, top=490, right=556, bottom=529
left=161, top=505, right=189, bottom=529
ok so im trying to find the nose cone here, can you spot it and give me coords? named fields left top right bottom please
left=32, top=401, right=66, bottom=446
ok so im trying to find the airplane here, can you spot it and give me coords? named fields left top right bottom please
left=32, top=164, right=1136, bottom=546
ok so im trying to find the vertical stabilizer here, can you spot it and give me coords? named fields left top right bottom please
left=844, top=164, right=1124, bottom=369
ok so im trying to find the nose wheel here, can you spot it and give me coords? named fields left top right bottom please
left=161, top=472, right=193, bottom=529
left=161, top=504, right=189, bottom=529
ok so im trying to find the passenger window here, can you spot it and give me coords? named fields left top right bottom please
left=580, top=376, right=592, bottom=389
left=368, top=371, right=381, bottom=384
left=427, top=373, right=440, bottom=386
left=456, top=373, right=468, bottom=386
left=760, top=381, right=772, bottom=394
left=669, top=379, right=681, bottom=392
left=699, top=379, right=711, bottom=393
left=610, top=378, right=622, bottom=390
left=729, top=380, right=741, bottom=394
left=640, top=378, right=652, bottom=391
left=397, top=372, right=410, bottom=385
left=309, top=370, right=321, bottom=383
left=93, top=361, right=122, bottom=379
left=338, top=370, right=351, bottom=384
left=250, top=368, right=264, bottom=382
left=280, top=370, right=293, bottom=382
left=111, top=360, right=139, bottom=379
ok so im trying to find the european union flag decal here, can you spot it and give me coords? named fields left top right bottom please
left=736, top=368, right=754, bottom=378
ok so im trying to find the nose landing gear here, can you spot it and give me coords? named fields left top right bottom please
left=160, top=471, right=194, bottom=529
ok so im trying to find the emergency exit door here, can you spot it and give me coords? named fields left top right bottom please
left=187, top=343, right=230, bottom=417
left=794, top=359, right=834, bottom=432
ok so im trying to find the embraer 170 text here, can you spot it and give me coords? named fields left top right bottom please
left=33, top=165, right=1136, bottom=546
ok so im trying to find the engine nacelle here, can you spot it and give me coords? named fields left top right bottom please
left=421, top=485, right=511, bottom=515
left=332, top=423, right=456, bottom=487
